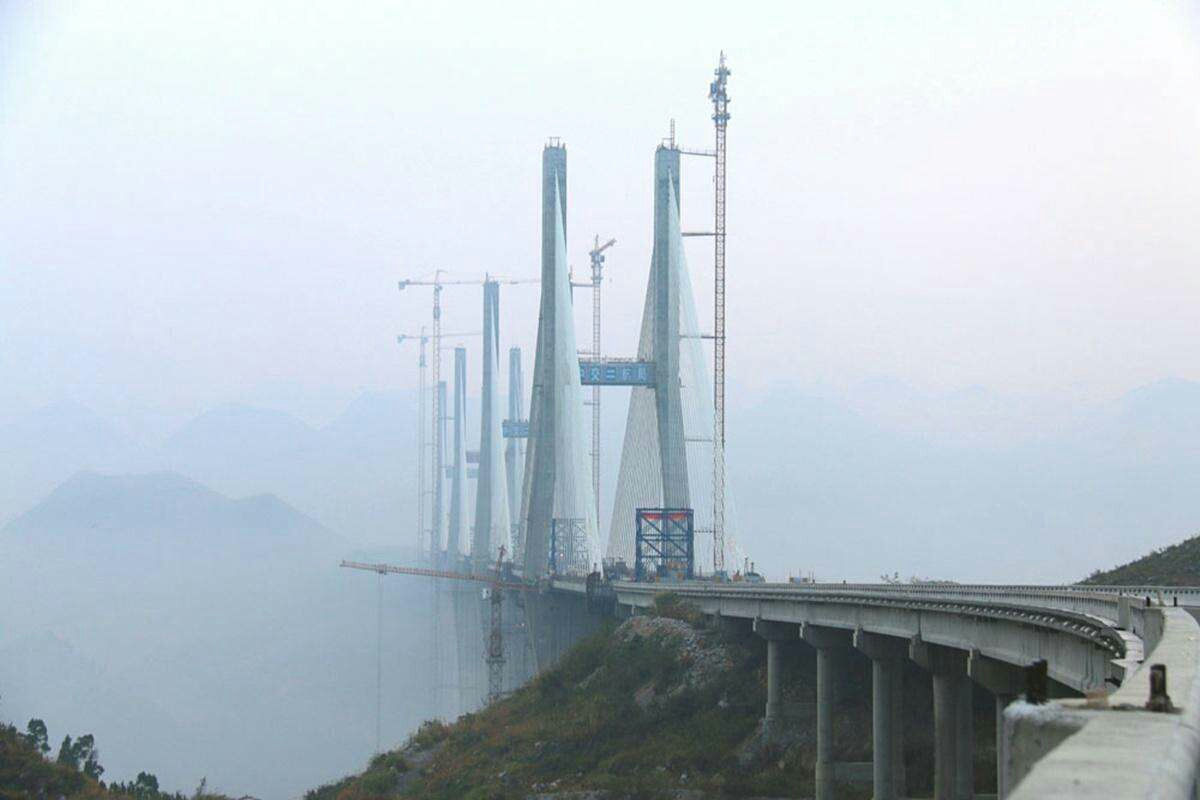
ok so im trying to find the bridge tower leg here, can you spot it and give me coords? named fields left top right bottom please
left=804, top=624, right=851, bottom=800
left=520, top=140, right=599, bottom=579
left=448, top=347, right=482, bottom=711
left=855, top=631, right=908, bottom=800
left=607, top=139, right=705, bottom=566
left=473, top=280, right=510, bottom=571
left=651, top=144, right=689, bottom=509
left=521, top=143, right=567, bottom=578
left=505, top=347, right=524, bottom=556
left=448, top=347, right=469, bottom=559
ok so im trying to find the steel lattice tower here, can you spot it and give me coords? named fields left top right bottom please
left=709, top=53, right=730, bottom=573
left=587, top=237, right=615, bottom=524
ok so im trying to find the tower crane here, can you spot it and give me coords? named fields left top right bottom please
left=586, top=237, right=615, bottom=523
left=341, top=544, right=529, bottom=706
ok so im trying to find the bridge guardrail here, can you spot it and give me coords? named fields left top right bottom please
left=607, top=579, right=1196, bottom=632
left=1007, top=606, right=1200, bottom=800
left=612, top=582, right=1130, bottom=663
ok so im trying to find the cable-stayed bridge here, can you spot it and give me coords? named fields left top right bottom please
left=344, top=57, right=1200, bottom=800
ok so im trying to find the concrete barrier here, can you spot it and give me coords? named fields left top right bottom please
left=1005, top=607, right=1200, bottom=799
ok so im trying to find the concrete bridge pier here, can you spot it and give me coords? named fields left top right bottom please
left=752, top=618, right=797, bottom=733
left=968, top=650, right=1025, bottom=799
left=803, top=624, right=851, bottom=800
left=955, top=678, right=974, bottom=800
left=933, top=672, right=960, bottom=800
left=890, top=663, right=906, bottom=796
left=854, top=630, right=907, bottom=800
left=912, top=638, right=973, bottom=800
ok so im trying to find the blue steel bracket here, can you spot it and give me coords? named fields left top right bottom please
left=502, top=419, right=530, bottom=438
left=579, top=360, right=656, bottom=386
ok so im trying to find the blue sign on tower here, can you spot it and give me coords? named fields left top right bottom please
left=578, top=360, right=656, bottom=386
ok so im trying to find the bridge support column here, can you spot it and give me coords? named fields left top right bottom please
left=753, top=618, right=796, bottom=732
left=890, top=665, right=906, bottom=796
left=933, top=671, right=960, bottom=800
left=994, top=693, right=1015, bottom=798
left=804, top=624, right=851, bottom=800
left=912, top=638, right=969, bottom=800
left=854, top=630, right=907, bottom=800
left=967, top=650, right=1025, bottom=799
left=955, top=676, right=974, bottom=800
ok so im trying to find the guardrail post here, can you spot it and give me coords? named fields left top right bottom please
left=1118, top=594, right=1132, bottom=630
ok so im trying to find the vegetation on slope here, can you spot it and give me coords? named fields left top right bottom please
left=309, top=602, right=780, bottom=799
left=308, top=594, right=987, bottom=800
left=0, top=712, right=230, bottom=800
left=1082, top=533, right=1200, bottom=586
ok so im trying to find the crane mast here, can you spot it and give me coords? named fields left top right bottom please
left=341, top=549, right=525, bottom=706
left=485, top=545, right=508, bottom=704
left=709, top=53, right=730, bottom=574
left=587, top=236, right=615, bottom=523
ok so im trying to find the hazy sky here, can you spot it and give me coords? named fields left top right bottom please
left=3, top=1, right=1200, bottom=432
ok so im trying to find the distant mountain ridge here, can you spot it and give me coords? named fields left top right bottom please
left=1, top=470, right=341, bottom=567
left=0, top=392, right=421, bottom=542
left=0, top=400, right=142, bottom=530
left=151, top=395, right=417, bottom=544
left=4, top=377, right=1200, bottom=574
left=161, top=403, right=324, bottom=466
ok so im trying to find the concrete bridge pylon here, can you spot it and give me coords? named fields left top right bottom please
left=606, top=142, right=740, bottom=571
left=472, top=280, right=511, bottom=570
left=519, top=141, right=601, bottom=579
left=446, top=347, right=468, bottom=559
left=505, top=346, right=525, bottom=559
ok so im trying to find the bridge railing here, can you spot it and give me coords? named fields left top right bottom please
left=611, top=580, right=1130, bottom=665
left=634, top=580, right=1199, bottom=631
left=1007, top=606, right=1200, bottom=799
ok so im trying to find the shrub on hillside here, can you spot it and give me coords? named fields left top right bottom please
left=650, top=593, right=703, bottom=625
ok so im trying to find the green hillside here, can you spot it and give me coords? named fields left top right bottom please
left=1082, top=533, right=1200, bottom=586
left=308, top=595, right=990, bottom=800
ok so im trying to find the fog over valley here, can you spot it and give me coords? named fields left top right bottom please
left=3, top=2, right=1200, bottom=798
